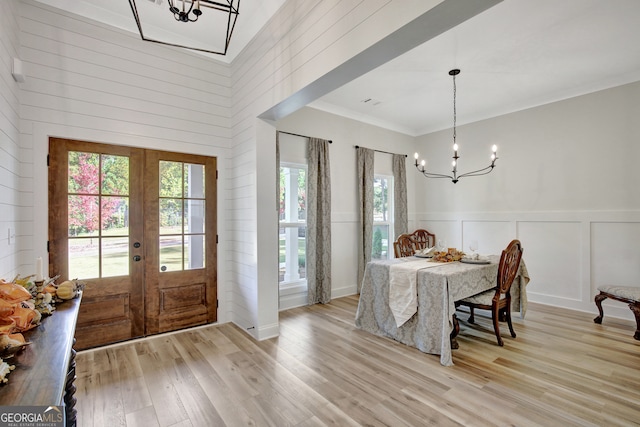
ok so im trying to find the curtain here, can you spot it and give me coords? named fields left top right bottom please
left=276, top=133, right=280, bottom=214
left=393, top=154, right=408, bottom=238
left=356, top=147, right=374, bottom=292
left=307, top=138, right=332, bottom=305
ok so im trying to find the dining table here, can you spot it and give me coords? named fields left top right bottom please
left=355, top=254, right=530, bottom=366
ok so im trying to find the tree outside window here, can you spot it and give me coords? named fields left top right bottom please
left=279, top=164, right=307, bottom=285
left=372, top=175, right=393, bottom=260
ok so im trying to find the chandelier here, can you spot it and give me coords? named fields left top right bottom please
left=414, top=69, right=497, bottom=184
left=128, top=0, right=240, bottom=55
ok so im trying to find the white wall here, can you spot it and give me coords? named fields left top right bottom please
left=228, top=0, right=501, bottom=339
left=414, top=81, right=640, bottom=320
left=3, top=0, right=498, bottom=339
left=276, top=107, right=416, bottom=309
left=14, top=0, right=234, bottom=321
left=0, top=0, right=21, bottom=279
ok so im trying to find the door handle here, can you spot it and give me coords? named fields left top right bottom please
left=133, top=242, right=141, bottom=248
left=133, top=255, right=141, bottom=262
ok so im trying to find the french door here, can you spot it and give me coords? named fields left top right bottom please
left=48, top=138, right=217, bottom=349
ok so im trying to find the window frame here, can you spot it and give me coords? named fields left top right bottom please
left=279, top=162, right=308, bottom=290
left=372, top=173, right=394, bottom=260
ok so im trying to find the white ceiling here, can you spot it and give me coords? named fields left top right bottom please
left=32, top=0, right=287, bottom=62
left=310, top=0, right=640, bottom=136
left=34, top=0, right=640, bottom=137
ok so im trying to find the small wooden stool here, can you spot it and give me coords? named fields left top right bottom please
left=594, top=285, right=640, bottom=340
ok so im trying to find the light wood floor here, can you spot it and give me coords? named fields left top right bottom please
left=75, top=296, right=640, bottom=427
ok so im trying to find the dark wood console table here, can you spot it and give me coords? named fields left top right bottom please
left=0, top=294, right=81, bottom=426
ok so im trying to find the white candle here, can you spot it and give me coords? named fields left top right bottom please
left=35, top=257, right=43, bottom=281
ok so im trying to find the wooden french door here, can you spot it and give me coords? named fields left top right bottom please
left=48, top=138, right=217, bottom=349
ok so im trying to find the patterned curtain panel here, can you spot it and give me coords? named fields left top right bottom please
left=307, top=138, right=332, bottom=305
left=356, top=147, right=374, bottom=292
left=393, top=154, right=408, bottom=238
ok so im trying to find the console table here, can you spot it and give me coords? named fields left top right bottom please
left=0, top=294, right=81, bottom=426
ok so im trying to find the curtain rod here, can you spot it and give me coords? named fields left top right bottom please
left=277, top=130, right=332, bottom=143
left=355, top=145, right=407, bottom=157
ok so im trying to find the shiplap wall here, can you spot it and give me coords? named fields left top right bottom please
left=0, top=0, right=21, bottom=279
left=5, top=0, right=501, bottom=339
left=227, top=0, right=455, bottom=338
left=15, top=0, right=234, bottom=320
left=414, top=81, right=640, bottom=320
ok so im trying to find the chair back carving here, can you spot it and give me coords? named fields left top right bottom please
left=393, top=234, right=415, bottom=258
left=497, top=240, right=523, bottom=296
left=411, top=229, right=436, bottom=250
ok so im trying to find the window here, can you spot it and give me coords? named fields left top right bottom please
left=372, top=175, right=393, bottom=260
left=68, top=151, right=130, bottom=279
left=279, top=164, right=307, bottom=286
left=158, top=161, right=206, bottom=272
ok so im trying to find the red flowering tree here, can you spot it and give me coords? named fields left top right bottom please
left=68, top=152, right=127, bottom=236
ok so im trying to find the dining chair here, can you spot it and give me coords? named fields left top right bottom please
left=393, top=234, right=415, bottom=258
left=410, top=229, right=436, bottom=250
left=456, top=239, right=523, bottom=346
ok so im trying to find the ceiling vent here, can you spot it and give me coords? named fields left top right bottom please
left=361, top=98, right=382, bottom=106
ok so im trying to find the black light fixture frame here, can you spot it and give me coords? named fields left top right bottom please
left=414, top=69, right=498, bottom=184
left=128, top=0, right=240, bottom=56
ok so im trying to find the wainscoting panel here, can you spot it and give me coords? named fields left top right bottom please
left=591, top=222, right=640, bottom=298
left=518, top=221, right=582, bottom=301
left=461, top=220, right=513, bottom=255
left=417, top=211, right=640, bottom=321
left=416, top=220, right=458, bottom=249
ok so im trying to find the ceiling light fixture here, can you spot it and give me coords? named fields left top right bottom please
left=128, top=0, right=240, bottom=55
left=414, top=69, right=497, bottom=184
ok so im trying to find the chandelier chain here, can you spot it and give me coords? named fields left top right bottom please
left=453, top=72, right=457, bottom=144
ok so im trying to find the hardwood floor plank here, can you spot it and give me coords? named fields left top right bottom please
left=137, top=351, right=190, bottom=427
left=76, top=296, right=640, bottom=427
left=196, top=371, right=273, bottom=426
left=113, top=346, right=153, bottom=414
left=125, top=406, right=160, bottom=427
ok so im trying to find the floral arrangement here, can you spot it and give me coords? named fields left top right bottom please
left=432, top=248, right=466, bottom=262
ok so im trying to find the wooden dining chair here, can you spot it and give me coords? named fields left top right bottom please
left=456, top=239, right=523, bottom=346
left=411, top=229, right=436, bottom=250
left=393, top=234, right=415, bottom=258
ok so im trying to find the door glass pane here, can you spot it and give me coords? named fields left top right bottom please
left=160, top=236, right=182, bottom=272
left=160, top=199, right=183, bottom=235
left=68, top=150, right=131, bottom=280
left=185, top=200, right=205, bottom=234
left=159, top=161, right=206, bottom=272
left=185, top=163, right=205, bottom=198
left=185, top=235, right=205, bottom=270
left=159, top=161, right=183, bottom=197
left=69, top=238, right=99, bottom=280
left=68, top=195, right=99, bottom=237
left=101, top=155, right=129, bottom=195
left=101, top=237, right=129, bottom=277
left=68, top=152, right=99, bottom=194
left=102, top=197, right=129, bottom=236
